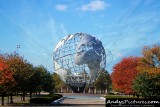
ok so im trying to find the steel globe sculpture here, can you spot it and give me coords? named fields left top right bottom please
left=53, top=33, right=106, bottom=92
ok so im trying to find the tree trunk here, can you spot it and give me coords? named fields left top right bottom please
left=10, top=93, right=13, bottom=103
left=105, top=89, right=108, bottom=94
left=1, top=93, right=4, bottom=106
left=7, top=95, right=9, bottom=104
left=22, top=92, right=25, bottom=101
left=67, top=86, right=68, bottom=92
left=61, top=87, right=63, bottom=93
left=38, top=91, right=40, bottom=96
left=30, top=92, right=32, bottom=99
left=21, top=95, right=23, bottom=101
left=94, top=88, right=96, bottom=94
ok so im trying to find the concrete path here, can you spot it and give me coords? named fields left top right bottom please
left=60, top=93, right=105, bottom=107
left=2, top=93, right=106, bottom=107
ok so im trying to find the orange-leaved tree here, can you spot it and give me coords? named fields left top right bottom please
left=137, top=45, right=160, bottom=74
left=6, top=54, right=34, bottom=101
left=0, top=54, right=15, bottom=105
left=133, top=45, right=160, bottom=98
left=111, top=56, right=140, bottom=94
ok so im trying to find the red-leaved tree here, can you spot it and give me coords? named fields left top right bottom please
left=111, top=56, right=140, bottom=94
left=0, top=54, right=15, bottom=106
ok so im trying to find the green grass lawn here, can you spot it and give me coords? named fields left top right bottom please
left=14, top=99, right=29, bottom=105
left=0, top=95, right=21, bottom=100
left=8, top=93, right=63, bottom=106
left=105, top=95, right=141, bottom=99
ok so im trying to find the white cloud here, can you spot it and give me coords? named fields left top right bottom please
left=117, top=53, right=123, bottom=57
left=81, top=0, right=110, bottom=11
left=55, top=4, right=68, bottom=11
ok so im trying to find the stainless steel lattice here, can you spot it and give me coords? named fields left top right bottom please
left=53, top=33, right=106, bottom=86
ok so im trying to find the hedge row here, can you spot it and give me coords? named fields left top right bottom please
left=30, top=94, right=63, bottom=104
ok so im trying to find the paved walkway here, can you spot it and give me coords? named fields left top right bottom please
left=60, top=93, right=105, bottom=107
left=2, top=93, right=106, bottom=107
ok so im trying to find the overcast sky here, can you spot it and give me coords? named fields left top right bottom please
left=0, top=0, right=160, bottom=73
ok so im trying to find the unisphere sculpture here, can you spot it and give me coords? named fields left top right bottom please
left=53, top=33, right=106, bottom=92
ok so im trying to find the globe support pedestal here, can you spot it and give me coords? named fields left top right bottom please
left=69, top=84, right=86, bottom=93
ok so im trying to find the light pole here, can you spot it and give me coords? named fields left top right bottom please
left=16, top=44, right=20, bottom=54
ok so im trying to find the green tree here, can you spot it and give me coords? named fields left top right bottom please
left=26, top=66, right=38, bottom=98
left=94, top=69, right=112, bottom=93
left=133, top=72, right=160, bottom=98
left=31, top=65, right=54, bottom=94
left=41, top=71, right=54, bottom=93
left=53, top=72, right=66, bottom=92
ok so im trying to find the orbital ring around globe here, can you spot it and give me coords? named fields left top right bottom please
left=53, top=33, right=106, bottom=87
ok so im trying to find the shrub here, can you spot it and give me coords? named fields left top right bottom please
left=29, top=94, right=63, bottom=104
left=30, top=97, right=52, bottom=104
left=53, top=94, right=63, bottom=98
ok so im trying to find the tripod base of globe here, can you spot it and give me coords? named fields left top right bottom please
left=68, top=82, right=86, bottom=93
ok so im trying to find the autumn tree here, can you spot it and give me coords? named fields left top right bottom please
left=137, top=45, right=160, bottom=74
left=7, top=54, right=34, bottom=101
left=111, top=56, right=140, bottom=94
left=133, top=45, right=160, bottom=98
left=0, top=52, right=55, bottom=104
left=0, top=54, right=15, bottom=106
